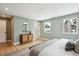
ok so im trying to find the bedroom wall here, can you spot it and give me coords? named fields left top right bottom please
left=40, top=12, right=79, bottom=41
left=12, top=16, right=37, bottom=44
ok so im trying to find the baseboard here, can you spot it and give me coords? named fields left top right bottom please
left=14, top=42, right=20, bottom=45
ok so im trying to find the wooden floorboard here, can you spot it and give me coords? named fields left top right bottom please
left=0, top=39, right=46, bottom=56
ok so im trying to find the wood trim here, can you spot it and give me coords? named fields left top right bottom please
left=0, top=16, right=13, bottom=19
left=6, top=18, right=11, bottom=41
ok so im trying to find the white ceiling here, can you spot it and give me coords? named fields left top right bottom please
left=0, top=3, right=79, bottom=21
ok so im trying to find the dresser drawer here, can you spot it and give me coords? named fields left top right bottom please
left=28, top=34, right=33, bottom=42
left=22, top=35, right=28, bottom=43
left=20, top=34, right=33, bottom=44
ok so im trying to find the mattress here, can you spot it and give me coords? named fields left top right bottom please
left=30, top=39, right=79, bottom=56
left=29, top=39, right=58, bottom=56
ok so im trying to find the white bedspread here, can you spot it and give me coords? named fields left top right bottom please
left=39, top=39, right=79, bottom=56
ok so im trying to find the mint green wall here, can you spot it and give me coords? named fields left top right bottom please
left=12, top=12, right=79, bottom=43
left=13, top=16, right=36, bottom=43
left=40, top=12, right=79, bottom=41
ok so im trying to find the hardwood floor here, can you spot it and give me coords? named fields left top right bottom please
left=0, top=41, right=16, bottom=55
left=0, top=39, right=46, bottom=56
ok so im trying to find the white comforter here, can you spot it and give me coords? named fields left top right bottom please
left=39, top=39, right=79, bottom=56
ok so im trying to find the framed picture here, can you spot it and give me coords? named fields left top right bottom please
left=44, top=21, right=51, bottom=33
left=22, top=22, right=28, bottom=32
left=63, top=17, right=78, bottom=34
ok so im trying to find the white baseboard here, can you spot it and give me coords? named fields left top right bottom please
left=14, top=42, right=20, bottom=45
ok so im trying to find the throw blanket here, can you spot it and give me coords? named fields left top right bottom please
left=30, top=39, right=58, bottom=56
left=30, top=39, right=79, bottom=56
left=39, top=39, right=79, bottom=56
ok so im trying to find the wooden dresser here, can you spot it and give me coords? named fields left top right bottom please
left=20, top=34, right=33, bottom=44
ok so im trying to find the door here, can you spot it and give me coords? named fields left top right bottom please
left=33, top=22, right=40, bottom=41
left=0, top=20, right=6, bottom=43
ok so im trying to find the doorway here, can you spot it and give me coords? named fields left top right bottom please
left=0, top=16, right=13, bottom=43
left=0, top=20, right=6, bottom=43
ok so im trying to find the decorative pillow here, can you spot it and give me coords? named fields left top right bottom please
left=65, top=42, right=74, bottom=51
left=74, top=39, right=79, bottom=53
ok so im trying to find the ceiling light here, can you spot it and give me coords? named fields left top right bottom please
left=5, top=8, right=8, bottom=10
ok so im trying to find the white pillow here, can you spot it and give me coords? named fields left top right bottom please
left=74, top=39, right=79, bottom=53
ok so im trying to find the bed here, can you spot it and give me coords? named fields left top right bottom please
left=30, top=39, right=79, bottom=56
